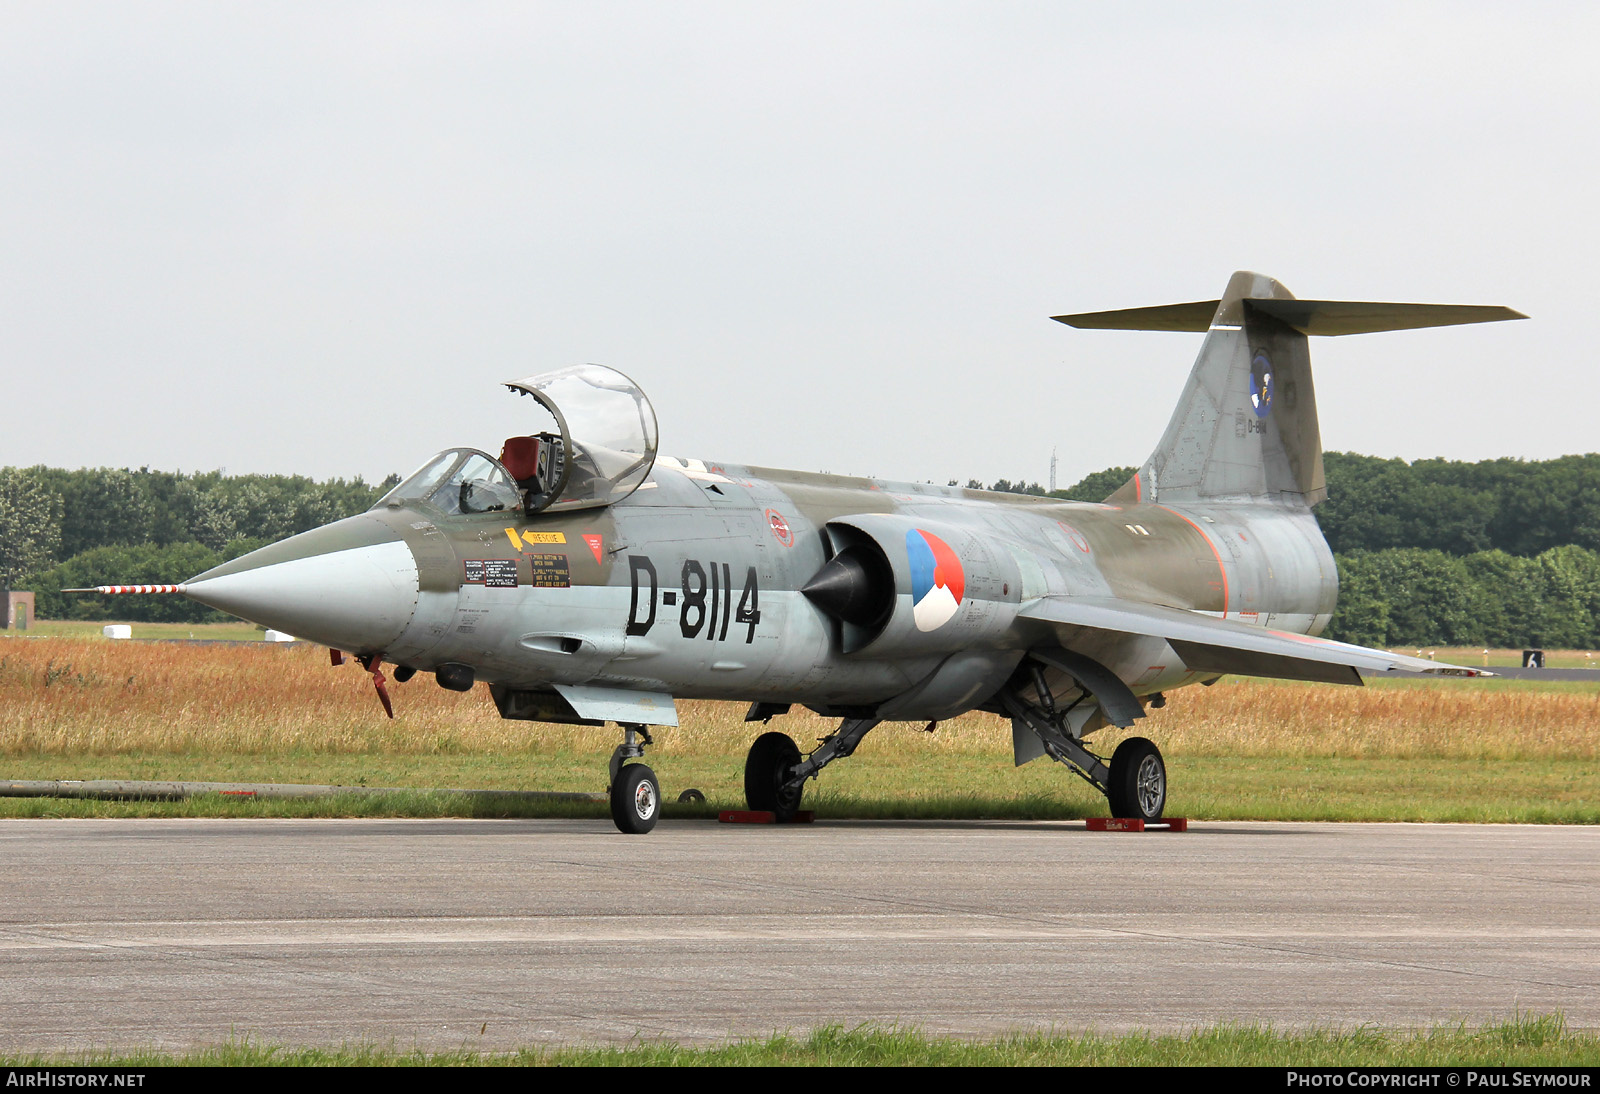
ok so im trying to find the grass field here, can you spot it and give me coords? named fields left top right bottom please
left=1412, top=646, right=1600, bottom=670
left=8, top=620, right=270, bottom=641
left=3, top=1014, right=1595, bottom=1067
left=0, top=636, right=1595, bottom=822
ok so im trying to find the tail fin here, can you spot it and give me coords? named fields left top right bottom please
left=1053, top=271, right=1525, bottom=508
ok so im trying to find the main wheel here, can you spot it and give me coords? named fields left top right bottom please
left=1106, top=737, right=1166, bottom=820
left=744, top=731, right=803, bottom=821
left=610, top=763, right=660, bottom=834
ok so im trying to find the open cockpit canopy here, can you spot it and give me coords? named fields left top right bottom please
left=500, top=364, right=659, bottom=513
left=373, top=365, right=658, bottom=518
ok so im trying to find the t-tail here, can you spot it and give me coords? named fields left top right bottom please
left=1054, top=271, right=1526, bottom=508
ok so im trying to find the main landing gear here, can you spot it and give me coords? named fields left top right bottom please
left=1000, top=652, right=1168, bottom=822
left=1106, top=737, right=1167, bottom=821
left=743, top=716, right=882, bottom=821
left=608, top=724, right=660, bottom=834
left=736, top=646, right=1170, bottom=824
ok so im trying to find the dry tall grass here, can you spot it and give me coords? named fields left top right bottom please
left=1, top=638, right=1595, bottom=762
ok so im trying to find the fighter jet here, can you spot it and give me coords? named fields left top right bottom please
left=78, top=272, right=1524, bottom=833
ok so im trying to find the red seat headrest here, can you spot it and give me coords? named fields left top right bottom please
left=500, top=436, right=540, bottom=481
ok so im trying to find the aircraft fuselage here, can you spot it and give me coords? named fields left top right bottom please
left=189, top=456, right=1336, bottom=723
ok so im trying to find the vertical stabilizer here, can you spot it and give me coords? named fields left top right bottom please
left=1053, top=274, right=1525, bottom=507
left=1102, top=271, right=1325, bottom=507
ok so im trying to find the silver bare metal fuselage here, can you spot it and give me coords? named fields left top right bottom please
left=364, top=459, right=1336, bottom=720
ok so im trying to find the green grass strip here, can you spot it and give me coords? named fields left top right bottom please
left=2, top=756, right=1595, bottom=823
left=4, top=1015, right=1596, bottom=1067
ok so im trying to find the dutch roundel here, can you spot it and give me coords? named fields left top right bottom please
left=906, top=528, right=965, bottom=631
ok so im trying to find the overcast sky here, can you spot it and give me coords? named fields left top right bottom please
left=2, top=2, right=1594, bottom=489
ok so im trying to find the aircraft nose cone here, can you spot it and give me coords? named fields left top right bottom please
left=182, top=514, right=419, bottom=653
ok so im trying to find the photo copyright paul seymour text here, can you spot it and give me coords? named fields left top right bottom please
left=1288, top=1074, right=1592, bottom=1088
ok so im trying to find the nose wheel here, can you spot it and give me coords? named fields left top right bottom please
left=607, top=724, right=661, bottom=834
left=610, top=762, right=661, bottom=834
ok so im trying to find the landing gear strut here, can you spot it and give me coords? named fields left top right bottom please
left=608, top=724, right=660, bottom=834
left=1000, top=656, right=1167, bottom=821
left=743, top=717, right=881, bottom=821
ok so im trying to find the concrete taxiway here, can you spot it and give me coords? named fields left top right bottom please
left=0, top=818, right=1595, bottom=1051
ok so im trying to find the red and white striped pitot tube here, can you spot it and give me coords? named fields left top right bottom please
left=62, top=584, right=188, bottom=594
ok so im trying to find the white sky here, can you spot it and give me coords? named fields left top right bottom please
left=2, top=2, right=1594, bottom=489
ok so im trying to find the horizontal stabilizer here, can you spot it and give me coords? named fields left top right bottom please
left=1053, top=299, right=1526, bottom=335
left=1018, top=597, right=1491, bottom=685
left=1052, top=300, right=1220, bottom=332
left=1246, top=299, right=1527, bottom=336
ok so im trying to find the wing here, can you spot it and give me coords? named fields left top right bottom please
left=1017, top=597, right=1491, bottom=685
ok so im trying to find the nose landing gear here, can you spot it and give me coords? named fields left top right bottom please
left=608, top=724, right=660, bottom=834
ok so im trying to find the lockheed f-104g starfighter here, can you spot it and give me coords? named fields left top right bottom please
left=78, top=271, right=1523, bottom=832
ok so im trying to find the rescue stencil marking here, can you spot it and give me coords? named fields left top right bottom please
left=906, top=529, right=965, bottom=631
left=504, top=528, right=566, bottom=550
left=464, top=559, right=519, bottom=588
left=528, top=553, right=571, bottom=588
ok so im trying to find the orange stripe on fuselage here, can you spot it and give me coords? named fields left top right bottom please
left=1154, top=505, right=1229, bottom=619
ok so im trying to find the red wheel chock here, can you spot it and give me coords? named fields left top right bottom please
left=1086, top=817, right=1189, bottom=832
left=718, top=810, right=816, bottom=824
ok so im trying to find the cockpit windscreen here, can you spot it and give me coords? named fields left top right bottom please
left=374, top=449, right=522, bottom=515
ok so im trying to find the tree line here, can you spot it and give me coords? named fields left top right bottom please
left=1, top=466, right=397, bottom=623
left=5, top=454, right=1600, bottom=646
left=978, top=453, right=1600, bottom=649
left=976, top=453, right=1600, bottom=557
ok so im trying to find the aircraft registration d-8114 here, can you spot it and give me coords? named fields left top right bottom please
left=79, top=271, right=1523, bottom=832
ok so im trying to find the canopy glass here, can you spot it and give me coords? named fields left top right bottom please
left=502, top=364, right=659, bottom=512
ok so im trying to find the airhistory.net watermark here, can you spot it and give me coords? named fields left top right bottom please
left=5, top=1074, right=145, bottom=1088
